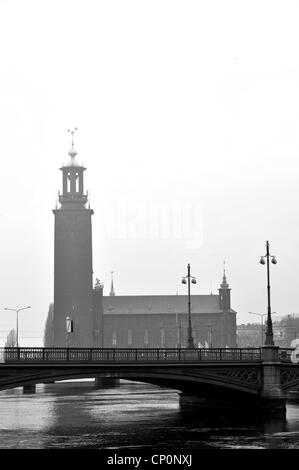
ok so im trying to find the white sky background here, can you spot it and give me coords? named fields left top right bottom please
left=0, top=0, right=299, bottom=346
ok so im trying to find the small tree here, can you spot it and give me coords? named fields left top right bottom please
left=5, top=329, right=17, bottom=347
left=44, top=303, right=54, bottom=347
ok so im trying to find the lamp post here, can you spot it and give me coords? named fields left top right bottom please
left=259, top=240, right=277, bottom=346
left=4, top=306, right=31, bottom=347
left=162, top=314, right=190, bottom=348
left=181, top=263, right=197, bottom=348
left=249, top=311, right=277, bottom=346
left=206, top=323, right=213, bottom=348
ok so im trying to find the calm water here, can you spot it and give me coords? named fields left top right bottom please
left=0, top=380, right=299, bottom=449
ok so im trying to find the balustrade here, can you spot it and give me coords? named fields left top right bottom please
left=0, top=347, right=262, bottom=363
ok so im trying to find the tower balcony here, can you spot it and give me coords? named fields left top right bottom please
left=59, top=194, right=88, bottom=205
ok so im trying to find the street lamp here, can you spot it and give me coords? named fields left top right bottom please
left=181, top=263, right=197, bottom=349
left=4, top=306, right=31, bottom=347
left=249, top=311, right=277, bottom=346
left=259, top=240, right=277, bottom=346
left=206, top=323, right=213, bottom=348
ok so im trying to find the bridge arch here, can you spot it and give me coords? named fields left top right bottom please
left=280, top=365, right=299, bottom=392
left=0, top=366, right=261, bottom=396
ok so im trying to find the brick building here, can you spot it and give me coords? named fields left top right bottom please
left=91, top=272, right=237, bottom=348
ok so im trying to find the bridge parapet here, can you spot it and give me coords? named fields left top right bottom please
left=278, top=348, right=297, bottom=363
left=0, top=347, right=262, bottom=364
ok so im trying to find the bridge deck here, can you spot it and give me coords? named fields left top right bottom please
left=0, top=347, right=263, bottom=363
left=0, top=347, right=294, bottom=364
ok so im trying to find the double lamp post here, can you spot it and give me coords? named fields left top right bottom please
left=259, top=240, right=277, bottom=347
left=181, top=263, right=197, bottom=349
left=4, top=306, right=31, bottom=348
left=180, top=241, right=277, bottom=350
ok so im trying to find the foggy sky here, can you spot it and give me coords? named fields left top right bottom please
left=0, top=0, right=298, bottom=346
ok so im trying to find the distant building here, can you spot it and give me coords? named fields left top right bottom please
left=44, top=303, right=54, bottom=347
left=276, top=315, right=298, bottom=347
left=237, top=318, right=297, bottom=348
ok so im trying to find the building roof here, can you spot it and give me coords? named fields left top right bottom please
left=103, top=294, right=236, bottom=315
left=60, top=148, right=86, bottom=169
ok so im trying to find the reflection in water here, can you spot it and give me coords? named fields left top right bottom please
left=0, top=380, right=299, bottom=449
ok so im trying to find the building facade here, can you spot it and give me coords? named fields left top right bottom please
left=237, top=317, right=297, bottom=348
left=91, top=273, right=237, bottom=349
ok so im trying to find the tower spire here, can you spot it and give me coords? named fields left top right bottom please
left=218, top=261, right=231, bottom=311
left=221, top=260, right=229, bottom=288
left=110, top=271, right=115, bottom=296
left=68, top=127, right=78, bottom=149
left=67, top=127, right=78, bottom=160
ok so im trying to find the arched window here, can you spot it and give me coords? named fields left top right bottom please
left=128, top=329, right=132, bottom=346
left=160, top=322, right=165, bottom=348
left=67, top=173, right=71, bottom=192
left=112, top=331, right=117, bottom=346
left=144, top=329, right=149, bottom=346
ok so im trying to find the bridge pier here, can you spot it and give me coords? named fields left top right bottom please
left=94, top=377, right=120, bottom=389
left=23, top=384, right=36, bottom=394
left=178, top=346, right=287, bottom=418
left=179, top=391, right=261, bottom=415
left=260, top=346, right=286, bottom=418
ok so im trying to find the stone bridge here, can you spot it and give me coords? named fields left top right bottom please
left=0, top=346, right=298, bottom=417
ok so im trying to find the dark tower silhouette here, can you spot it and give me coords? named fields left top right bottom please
left=218, top=269, right=231, bottom=311
left=110, top=271, right=115, bottom=296
left=53, top=130, right=94, bottom=347
left=218, top=266, right=236, bottom=347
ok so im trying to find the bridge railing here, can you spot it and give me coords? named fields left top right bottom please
left=279, top=348, right=297, bottom=363
left=0, top=347, right=262, bottom=363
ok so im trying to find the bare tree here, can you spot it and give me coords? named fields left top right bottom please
left=44, top=303, right=54, bottom=347
left=5, top=329, right=17, bottom=347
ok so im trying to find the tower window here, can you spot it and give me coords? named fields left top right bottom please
left=67, top=173, right=71, bottom=192
left=160, top=323, right=165, bottom=348
left=144, top=329, right=149, bottom=346
left=75, top=173, right=79, bottom=192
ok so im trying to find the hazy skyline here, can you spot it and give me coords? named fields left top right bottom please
left=1, top=0, right=299, bottom=345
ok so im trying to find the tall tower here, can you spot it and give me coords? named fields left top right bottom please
left=218, top=265, right=236, bottom=347
left=218, top=268, right=231, bottom=312
left=53, top=129, right=94, bottom=347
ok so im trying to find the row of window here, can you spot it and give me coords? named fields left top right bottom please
left=112, top=329, right=149, bottom=346
left=110, top=329, right=219, bottom=347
